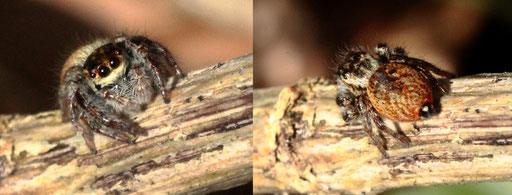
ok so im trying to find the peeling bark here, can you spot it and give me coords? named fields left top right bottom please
left=0, top=54, right=253, bottom=194
left=253, top=74, right=512, bottom=194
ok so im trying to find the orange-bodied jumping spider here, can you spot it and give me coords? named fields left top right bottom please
left=335, top=43, right=454, bottom=157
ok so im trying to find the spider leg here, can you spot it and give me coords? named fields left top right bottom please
left=362, top=113, right=389, bottom=158
left=161, top=46, right=184, bottom=79
left=146, top=55, right=172, bottom=104
left=69, top=91, right=136, bottom=153
left=155, top=47, right=183, bottom=99
left=370, top=110, right=411, bottom=145
left=392, top=47, right=406, bottom=56
left=78, top=110, right=135, bottom=144
left=126, top=36, right=182, bottom=104
left=358, top=96, right=389, bottom=157
left=69, top=93, right=97, bottom=154
left=103, top=91, right=138, bottom=109
left=393, top=56, right=455, bottom=78
left=390, top=55, right=453, bottom=95
left=102, top=88, right=149, bottom=136
left=79, top=120, right=97, bottom=154
left=375, top=43, right=392, bottom=63
left=60, top=67, right=101, bottom=153
left=75, top=90, right=141, bottom=142
left=335, top=84, right=359, bottom=122
left=418, top=68, right=450, bottom=95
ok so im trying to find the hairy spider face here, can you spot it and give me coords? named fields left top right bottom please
left=334, top=43, right=454, bottom=156
left=336, top=50, right=380, bottom=95
left=83, top=43, right=126, bottom=91
left=59, top=34, right=182, bottom=154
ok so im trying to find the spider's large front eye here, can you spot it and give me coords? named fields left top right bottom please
left=98, top=66, right=111, bottom=77
left=109, top=57, right=120, bottom=69
left=351, top=54, right=361, bottom=62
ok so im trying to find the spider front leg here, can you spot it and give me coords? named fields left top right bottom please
left=336, top=94, right=359, bottom=122
left=68, top=92, right=136, bottom=154
left=126, top=36, right=183, bottom=104
left=60, top=68, right=101, bottom=153
left=336, top=79, right=360, bottom=122
left=65, top=87, right=142, bottom=153
left=68, top=93, right=97, bottom=153
left=75, top=90, right=142, bottom=140
left=102, top=90, right=149, bottom=136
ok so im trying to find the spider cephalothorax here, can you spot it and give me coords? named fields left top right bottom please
left=335, top=43, right=454, bottom=157
left=336, top=49, right=380, bottom=94
left=59, top=34, right=182, bottom=154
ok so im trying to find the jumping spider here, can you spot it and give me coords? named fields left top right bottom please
left=335, top=43, right=454, bottom=157
left=59, top=34, right=182, bottom=154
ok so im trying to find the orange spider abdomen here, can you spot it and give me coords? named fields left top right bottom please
left=367, top=63, right=433, bottom=121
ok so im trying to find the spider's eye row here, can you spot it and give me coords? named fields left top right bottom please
left=98, top=66, right=111, bottom=77
left=110, top=57, right=120, bottom=69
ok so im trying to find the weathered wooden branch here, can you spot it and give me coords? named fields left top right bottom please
left=0, top=54, right=253, bottom=194
left=253, top=73, right=512, bottom=194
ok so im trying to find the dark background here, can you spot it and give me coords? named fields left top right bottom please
left=255, top=0, right=512, bottom=88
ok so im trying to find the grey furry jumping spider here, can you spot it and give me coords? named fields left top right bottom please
left=335, top=43, right=454, bottom=157
left=59, top=34, right=182, bottom=154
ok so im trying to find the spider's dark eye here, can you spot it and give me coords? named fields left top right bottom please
left=335, top=96, right=343, bottom=106
left=109, top=57, right=120, bottom=69
left=351, top=54, right=361, bottom=61
left=98, top=66, right=111, bottom=77
left=90, top=73, right=96, bottom=78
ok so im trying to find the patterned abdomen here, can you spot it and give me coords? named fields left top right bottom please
left=367, top=63, right=433, bottom=121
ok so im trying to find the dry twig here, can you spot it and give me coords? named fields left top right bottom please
left=254, top=73, right=512, bottom=194
left=0, top=54, right=253, bottom=194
